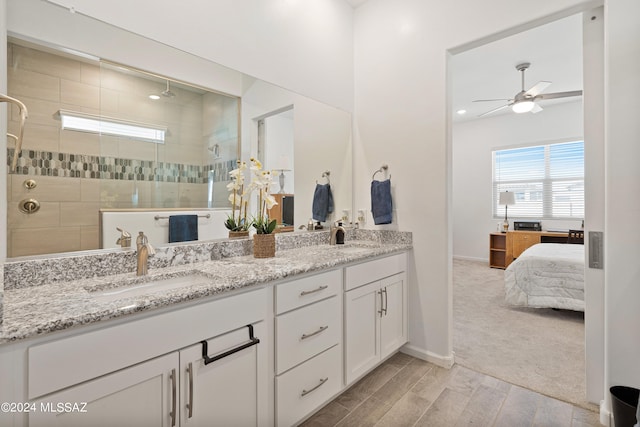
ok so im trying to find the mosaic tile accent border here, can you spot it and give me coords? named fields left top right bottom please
left=7, top=148, right=236, bottom=184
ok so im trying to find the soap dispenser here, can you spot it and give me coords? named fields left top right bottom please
left=336, top=221, right=345, bottom=245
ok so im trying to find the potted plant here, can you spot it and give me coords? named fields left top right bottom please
left=248, top=158, right=278, bottom=257
left=225, top=160, right=251, bottom=238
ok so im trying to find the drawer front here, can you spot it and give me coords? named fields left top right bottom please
left=275, top=269, right=341, bottom=314
left=276, top=296, right=340, bottom=374
left=276, top=345, right=342, bottom=427
left=28, top=288, right=266, bottom=399
left=345, top=252, right=407, bottom=291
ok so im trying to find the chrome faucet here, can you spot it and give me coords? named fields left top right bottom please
left=330, top=221, right=346, bottom=245
left=136, top=231, right=156, bottom=276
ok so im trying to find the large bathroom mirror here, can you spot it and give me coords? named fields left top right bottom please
left=4, top=0, right=352, bottom=258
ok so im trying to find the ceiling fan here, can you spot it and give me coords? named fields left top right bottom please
left=474, top=62, right=582, bottom=117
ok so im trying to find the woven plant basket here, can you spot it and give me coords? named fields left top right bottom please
left=253, top=233, right=276, bottom=258
left=228, top=230, right=249, bottom=239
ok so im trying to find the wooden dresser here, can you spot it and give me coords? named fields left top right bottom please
left=489, top=230, right=569, bottom=269
left=268, top=193, right=294, bottom=232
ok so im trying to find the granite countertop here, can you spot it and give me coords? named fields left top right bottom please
left=0, top=239, right=411, bottom=344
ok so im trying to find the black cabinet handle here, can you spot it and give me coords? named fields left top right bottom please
left=201, top=324, right=260, bottom=366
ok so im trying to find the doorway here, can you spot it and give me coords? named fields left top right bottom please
left=448, top=8, right=604, bottom=406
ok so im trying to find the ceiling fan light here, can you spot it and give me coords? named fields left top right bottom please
left=512, top=100, right=535, bottom=113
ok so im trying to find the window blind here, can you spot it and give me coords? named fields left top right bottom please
left=493, top=141, right=584, bottom=219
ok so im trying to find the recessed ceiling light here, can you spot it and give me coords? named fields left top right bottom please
left=456, top=109, right=467, bottom=115
left=149, top=94, right=160, bottom=100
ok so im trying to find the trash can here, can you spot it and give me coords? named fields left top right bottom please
left=610, top=386, right=639, bottom=427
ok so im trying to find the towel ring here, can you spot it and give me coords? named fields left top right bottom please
left=372, top=165, right=390, bottom=181
left=316, top=170, right=331, bottom=185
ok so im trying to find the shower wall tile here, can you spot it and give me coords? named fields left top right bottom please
left=80, top=63, right=101, bottom=86
left=60, top=202, right=100, bottom=227
left=12, top=45, right=81, bottom=81
left=60, top=129, right=101, bottom=157
left=80, top=178, right=101, bottom=202
left=80, top=226, right=100, bottom=250
left=11, top=122, right=59, bottom=153
left=11, top=175, right=81, bottom=202
left=118, top=139, right=157, bottom=162
left=99, top=87, right=120, bottom=114
left=14, top=96, right=60, bottom=126
left=8, top=201, right=60, bottom=228
left=60, top=79, right=100, bottom=110
left=10, top=227, right=81, bottom=258
left=8, top=68, right=60, bottom=102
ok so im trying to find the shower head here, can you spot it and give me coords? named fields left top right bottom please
left=161, top=80, right=176, bottom=98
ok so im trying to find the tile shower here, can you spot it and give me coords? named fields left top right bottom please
left=6, top=42, right=239, bottom=257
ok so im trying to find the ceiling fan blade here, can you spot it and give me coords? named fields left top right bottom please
left=525, top=81, right=551, bottom=97
left=472, top=98, right=512, bottom=103
left=478, top=104, right=510, bottom=118
left=534, top=90, right=583, bottom=100
left=531, top=103, right=543, bottom=114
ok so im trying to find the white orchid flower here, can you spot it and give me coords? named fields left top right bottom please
left=228, top=193, right=242, bottom=206
left=265, top=194, right=278, bottom=209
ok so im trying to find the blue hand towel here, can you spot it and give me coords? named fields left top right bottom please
left=168, top=215, right=199, bottom=243
left=371, top=179, right=392, bottom=225
left=312, top=183, right=334, bottom=222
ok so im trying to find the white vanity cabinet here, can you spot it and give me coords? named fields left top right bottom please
left=30, top=352, right=178, bottom=427
left=27, top=288, right=269, bottom=427
left=179, top=323, right=266, bottom=426
left=344, top=253, right=407, bottom=385
left=274, top=269, right=343, bottom=427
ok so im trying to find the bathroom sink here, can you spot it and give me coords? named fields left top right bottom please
left=335, top=245, right=375, bottom=254
left=86, top=272, right=211, bottom=302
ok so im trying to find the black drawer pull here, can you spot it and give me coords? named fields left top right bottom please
left=201, top=324, right=260, bottom=366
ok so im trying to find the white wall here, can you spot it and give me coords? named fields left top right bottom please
left=605, top=0, right=640, bottom=413
left=453, top=101, right=584, bottom=261
left=353, top=0, right=597, bottom=367
left=0, top=0, right=6, bottom=262
left=40, top=0, right=354, bottom=113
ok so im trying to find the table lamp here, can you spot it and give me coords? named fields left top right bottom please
left=499, top=191, right=515, bottom=232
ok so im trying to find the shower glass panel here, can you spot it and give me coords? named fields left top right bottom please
left=6, top=40, right=240, bottom=257
left=97, top=62, right=240, bottom=210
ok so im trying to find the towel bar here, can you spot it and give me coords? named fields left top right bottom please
left=154, top=213, right=211, bottom=220
left=200, top=324, right=260, bottom=365
left=372, top=165, right=391, bottom=180
left=316, top=170, right=331, bottom=185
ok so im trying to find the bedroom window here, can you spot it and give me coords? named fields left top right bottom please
left=493, top=140, right=584, bottom=219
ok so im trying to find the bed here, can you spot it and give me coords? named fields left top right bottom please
left=504, top=243, right=585, bottom=311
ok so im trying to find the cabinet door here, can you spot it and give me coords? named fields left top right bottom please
left=180, top=322, right=266, bottom=427
left=511, top=232, right=541, bottom=258
left=379, top=273, right=407, bottom=360
left=30, top=353, right=178, bottom=427
left=344, top=281, right=380, bottom=385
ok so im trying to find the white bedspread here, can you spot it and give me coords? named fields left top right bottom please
left=504, top=243, right=585, bottom=311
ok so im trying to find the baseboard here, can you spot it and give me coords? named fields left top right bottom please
left=599, top=400, right=611, bottom=426
left=453, top=255, right=488, bottom=263
left=400, top=344, right=455, bottom=369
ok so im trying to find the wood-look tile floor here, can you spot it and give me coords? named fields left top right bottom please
left=300, top=353, right=601, bottom=427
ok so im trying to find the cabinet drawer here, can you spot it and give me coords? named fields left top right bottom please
left=276, top=345, right=341, bottom=427
left=276, top=296, right=340, bottom=374
left=275, top=269, right=341, bottom=314
left=28, top=288, right=266, bottom=399
left=345, top=252, right=407, bottom=291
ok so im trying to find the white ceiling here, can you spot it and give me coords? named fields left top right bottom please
left=344, top=0, right=370, bottom=8
left=452, top=13, right=583, bottom=122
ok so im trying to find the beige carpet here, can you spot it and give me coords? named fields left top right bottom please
left=453, top=258, right=596, bottom=410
